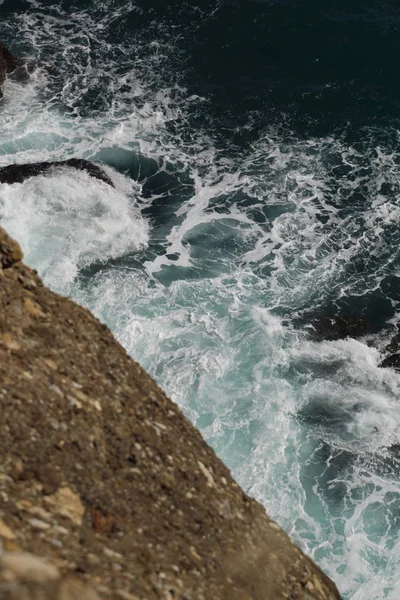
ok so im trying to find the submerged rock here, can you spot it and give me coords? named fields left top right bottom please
left=0, top=226, right=342, bottom=600
left=0, top=158, right=114, bottom=187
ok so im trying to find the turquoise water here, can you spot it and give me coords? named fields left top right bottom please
left=2, top=1, right=400, bottom=597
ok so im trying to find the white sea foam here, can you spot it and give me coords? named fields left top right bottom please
left=0, top=168, right=148, bottom=291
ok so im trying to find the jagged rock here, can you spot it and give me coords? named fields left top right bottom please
left=378, top=329, right=400, bottom=371
left=0, top=52, right=5, bottom=92
left=0, top=42, right=23, bottom=74
left=380, top=353, right=400, bottom=371
left=0, top=159, right=114, bottom=187
left=0, top=41, right=23, bottom=96
left=0, top=229, right=23, bottom=268
left=385, top=329, right=400, bottom=354
left=301, top=313, right=374, bottom=341
left=0, top=226, right=342, bottom=600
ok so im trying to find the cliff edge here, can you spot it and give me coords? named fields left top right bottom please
left=0, top=227, right=341, bottom=600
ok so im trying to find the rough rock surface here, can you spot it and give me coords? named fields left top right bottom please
left=301, top=314, right=374, bottom=342
left=0, top=42, right=22, bottom=75
left=377, top=330, right=400, bottom=371
left=0, top=42, right=23, bottom=95
left=0, top=159, right=114, bottom=187
left=0, top=227, right=342, bottom=600
left=0, top=52, right=5, bottom=92
left=380, top=353, right=400, bottom=371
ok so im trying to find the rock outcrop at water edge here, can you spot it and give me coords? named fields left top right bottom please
left=298, top=313, right=374, bottom=342
left=0, top=226, right=342, bottom=600
left=0, top=42, right=23, bottom=95
left=0, top=159, right=114, bottom=187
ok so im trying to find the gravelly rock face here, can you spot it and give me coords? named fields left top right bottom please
left=0, top=227, right=342, bottom=600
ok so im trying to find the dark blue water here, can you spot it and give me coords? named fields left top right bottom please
left=2, top=1, right=400, bottom=597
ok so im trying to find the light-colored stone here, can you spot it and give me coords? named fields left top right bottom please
left=189, top=546, right=202, bottom=561
left=0, top=517, right=16, bottom=540
left=57, top=577, right=101, bottom=600
left=1, top=551, right=60, bottom=582
left=116, top=591, right=140, bottom=600
left=197, top=461, right=215, bottom=487
left=51, top=525, right=69, bottom=536
left=87, top=553, right=101, bottom=566
left=44, top=487, right=85, bottom=526
left=28, top=517, right=51, bottom=531
left=16, top=499, right=33, bottom=511
left=22, top=505, right=53, bottom=522
left=2, top=332, right=21, bottom=351
left=103, top=547, right=123, bottom=560
left=24, top=297, right=46, bottom=318
left=44, top=358, right=58, bottom=371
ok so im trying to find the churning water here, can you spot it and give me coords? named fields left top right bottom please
left=2, top=1, right=400, bottom=597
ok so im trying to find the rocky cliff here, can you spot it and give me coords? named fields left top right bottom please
left=0, top=227, right=341, bottom=600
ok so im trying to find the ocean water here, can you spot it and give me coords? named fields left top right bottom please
left=1, top=1, right=400, bottom=597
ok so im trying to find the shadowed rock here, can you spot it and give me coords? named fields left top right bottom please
left=0, top=41, right=24, bottom=95
left=0, top=41, right=23, bottom=74
left=380, top=353, right=400, bottom=371
left=0, top=225, right=342, bottom=600
left=8, top=59, right=41, bottom=84
left=0, top=158, right=114, bottom=187
left=378, top=329, right=400, bottom=371
left=385, top=329, right=400, bottom=354
left=0, top=52, right=5, bottom=91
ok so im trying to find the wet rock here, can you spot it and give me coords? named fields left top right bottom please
left=0, top=42, right=23, bottom=75
left=0, top=159, right=114, bottom=187
left=8, top=60, right=40, bottom=84
left=385, top=329, right=400, bottom=354
left=378, top=328, right=400, bottom=371
left=302, top=313, right=374, bottom=341
left=0, top=41, right=23, bottom=96
left=379, top=354, right=400, bottom=371
left=0, top=52, right=5, bottom=92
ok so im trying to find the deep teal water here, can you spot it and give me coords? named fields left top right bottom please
left=2, top=1, right=400, bottom=597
